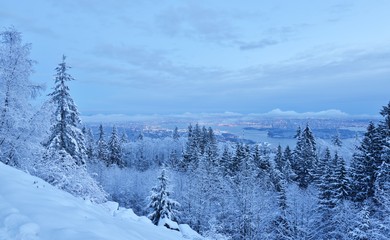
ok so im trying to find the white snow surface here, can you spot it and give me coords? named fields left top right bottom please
left=0, top=163, right=202, bottom=240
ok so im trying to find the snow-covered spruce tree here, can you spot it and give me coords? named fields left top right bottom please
left=44, top=55, right=86, bottom=165
left=373, top=102, right=390, bottom=237
left=220, top=144, right=233, bottom=176
left=173, top=126, right=180, bottom=140
left=135, top=134, right=150, bottom=171
left=274, top=145, right=284, bottom=173
left=293, top=124, right=317, bottom=189
left=228, top=142, right=246, bottom=177
left=230, top=143, right=263, bottom=239
left=314, top=151, right=351, bottom=239
left=39, top=55, right=106, bottom=202
left=372, top=159, right=390, bottom=239
left=96, top=124, right=109, bottom=163
left=314, top=148, right=339, bottom=239
left=350, top=122, right=383, bottom=203
left=82, top=126, right=95, bottom=161
left=349, top=205, right=373, bottom=240
left=168, top=148, right=180, bottom=169
left=282, top=145, right=295, bottom=183
left=314, top=147, right=332, bottom=187
left=191, top=145, right=225, bottom=234
left=377, top=102, right=390, bottom=208
left=180, top=124, right=200, bottom=171
left=379, top=101, right=390, bottom=139
left=204, top=127, right=218, bottom=165
left=333, top=152, right=350, bottom=202
left=199, top=126, right=208, bottom=155
left=170, top=126, right=181, bottom=167
left=331, top=130, right=343, bottom=148
left=268, top=164, right=293, bottom=240
left=107, top=126, right=125, bottom=168
left=147, top=167, right=180, bottom=226
left=120, top=130, right=128, bottom=144
left=0, top=27, right=43, bottom=167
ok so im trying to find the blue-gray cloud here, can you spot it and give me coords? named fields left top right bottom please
left=0, top=10, right=58, bottom=38
left=154, top=4, right=238, bottom=43
left=72, top=43, right=390, bottom=115
left=239, top=39, right=279, bottom=50
left=238, top=24, right=309, bottom=50
left=79, top=44, right=230, bottom=92
left=326, top=2, right=354, bottom=22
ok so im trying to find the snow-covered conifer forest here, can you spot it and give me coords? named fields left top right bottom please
left=1, top=27, right=389, bottom=239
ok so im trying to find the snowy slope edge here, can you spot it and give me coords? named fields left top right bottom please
left=0, top=162, right=203, bottom=240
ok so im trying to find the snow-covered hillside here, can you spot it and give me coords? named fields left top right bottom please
left=0, top=163, right=202, bottom=240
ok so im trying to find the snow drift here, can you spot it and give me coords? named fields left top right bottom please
left=0, top=162, right=202, bottom=240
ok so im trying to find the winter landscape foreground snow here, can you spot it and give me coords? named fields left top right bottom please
left=0, top=162, right=202, bottom=240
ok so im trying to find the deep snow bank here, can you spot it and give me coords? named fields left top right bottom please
left=0, top=163, right=202, bottom=240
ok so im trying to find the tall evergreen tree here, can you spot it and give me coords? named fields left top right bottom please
left=274, top=145, right=284, bottom=173
left=181, top=124, right=200, bottom=171
left=120, top=130, right=128, bottom=144
left=168, top=148, right=180, bottom=169
left=269, top=166, right=292, bottom=240
left=331, top=131, right=343, bottom=148
left=350, top=122, right=383, bottom=202
left=314, top=148, right=332, bottom=187
left=220, top=144, right=232, bottom=176
left=333, top=152, right=350, bottom=202
left=82, top=126, right=95, bottom=160
left=44, top=55, right=86, bottom=166
left=379, top=101, right=390, bottom=138
left=233, top=144, right=257, bottom=239
left=96, top=124, right=108, bottom=162
left=172, top=126, right=180, bottom=140
left=349, top=205, right=373, bottom=240
left=293, top=125, right=317, bottom=189
left=373, top=160, right=390, bottom=237
left=254, top=143, right=271, bottom=174
left=282, top=145, right=295, bottom=182
left=191, top=151, right=225, bottom=233
left=39, top=55, right=106, bottom=202
left=170, top=126, right=182, bottom=169
left=148, top=167, right=180, bottom=225
left=252, top=143, right=261, bottom=169
left=107, top=126, right=124, bottom=167
left=373, top=102, right=390, bottom=237
left=377, top=101, right=390, bottom=207
left=200, top=126, right=208, bottom=155
left=204, top=127, right=218, bottom=165
left=135, top=134, right=149, bottom=171
left=315, top=148, right=340, bottom=239
left=229, top=143, right=246, bottom=176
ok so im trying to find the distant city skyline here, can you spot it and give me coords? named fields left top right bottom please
left=2, top=0, right=390, bottom=116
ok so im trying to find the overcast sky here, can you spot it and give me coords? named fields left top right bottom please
left=2, top=0, right=390, bottom=116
